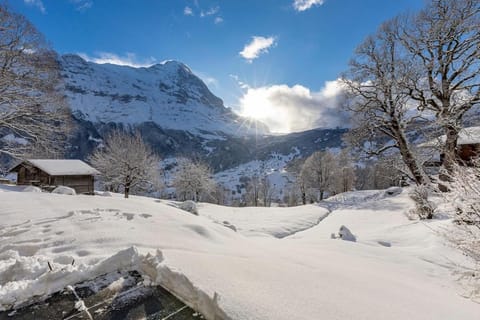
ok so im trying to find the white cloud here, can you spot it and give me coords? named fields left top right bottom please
left=293, top=0, right=325, bottom=12
left=78, top=52, right=157, bottom=68
left=238, top=80, right=348, bottom=133
left=23, top=0, right=46, bottom=13
left=184, top=6, right=194, bottom=16
left=70, top=0, right=93, bottom=12
left=184, top=5, right=223, bottom=24
left=200, top=6, right=219, bottom=17
left=239, top=36, right=277, bottom=62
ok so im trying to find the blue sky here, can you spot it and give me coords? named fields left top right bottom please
left=13, top=0, right=424, bottom=133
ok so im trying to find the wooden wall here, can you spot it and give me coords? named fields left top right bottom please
left=15, top=164, right=94, bottom=194
left=52, top=175, right=94, bottom=194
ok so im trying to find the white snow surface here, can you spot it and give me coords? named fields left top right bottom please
left=196, top=202, right=329, bottom=238
left=0, top=186, right=478, bottom=319
left=22, top=159, right=100, bottom=176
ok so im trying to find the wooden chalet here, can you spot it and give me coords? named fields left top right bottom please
left=422, top=126, right=480, bottom=167
left=9, top=159, right=100, bottom=194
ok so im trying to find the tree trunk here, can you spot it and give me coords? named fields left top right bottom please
left=438, top=124, right=459, bottom=192
left=442, top=124, right=459, bottom=174
left=392, top=120, right=427, bottom=185
left=124, top=176, right=130, bottom=198
left=301, top=192, right=306, bottom=205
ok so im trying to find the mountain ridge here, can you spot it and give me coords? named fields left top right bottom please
left=60, top=54, right=267, bottom=139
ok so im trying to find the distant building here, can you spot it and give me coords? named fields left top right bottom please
left=421, top=126, right=480, bottom=167
left=9, top=159, right=100, bottom=194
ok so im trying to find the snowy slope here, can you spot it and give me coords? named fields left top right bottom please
left=0, top=187, right=479, bottom=319
left=214, top=151, right=299, bottom=201
left=60, top=54, right=266, bottom=138
left=197, top=203, right=329, bottom=238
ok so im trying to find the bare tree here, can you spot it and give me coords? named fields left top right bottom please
left=283, top=185, right=301, bottom=207
left=212, top=184, right=229, bottom=205
left=355, top=156, right=407, bottom=190
left=343, top=19, right=429, bottom=185
left=333, top=149, right=356, bottom=194
left=436, top=163, right=480, bottom=298
left=0, top=4, right=70, bottom=158
left=173, top=158, right=216, bottom=202
left=301, top=151, right=335, bottom=201
left=398, top=0, right=480, bottom=174
left=296, top=167, right=309, bottom=205
left=245, top=175, right=260, bottom=206
left=89, top=130, right=161, bottom=198
left=259, top=175, right=275, bottom=207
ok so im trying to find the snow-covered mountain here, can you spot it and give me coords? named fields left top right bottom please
left=61, top=54, right=347, bottom=172
left=60, top=54, right=266, bottom=139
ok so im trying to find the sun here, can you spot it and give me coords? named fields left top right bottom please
left=239, top=88, right=290, bottom=133
left=239, top=88, right=275, bottom=120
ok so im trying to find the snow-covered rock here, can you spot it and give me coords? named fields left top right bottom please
left=22, top=186, right=42, bottom=193
left=338, top=225, right=356, bottom=242
left=51, top=186, right=76, bottom=195
left=384, top=186, right=403, bottom=196
left=178, top=200, right=198, bottom=215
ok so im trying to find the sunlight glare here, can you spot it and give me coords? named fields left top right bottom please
left=239, top=87, right=290, bottom=133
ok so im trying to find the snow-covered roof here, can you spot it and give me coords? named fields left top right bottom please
left=22, top=159, right=100, bottom=176
left=421, top=126, right=480, bottom=148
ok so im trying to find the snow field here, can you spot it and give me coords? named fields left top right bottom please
left=0, top=186, right=479, bottom=319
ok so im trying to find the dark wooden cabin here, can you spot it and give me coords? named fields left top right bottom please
left=422, top=127, right=480, bottom=167
left=9, top=159, right=100, bottom=194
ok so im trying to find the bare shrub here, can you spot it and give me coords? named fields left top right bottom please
left=408, top=185, right=435, bottom=219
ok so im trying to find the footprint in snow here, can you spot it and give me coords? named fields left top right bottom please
left=122, top=213, right=135, bottom=221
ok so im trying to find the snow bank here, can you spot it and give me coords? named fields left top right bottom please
left=0, top=247, right=141, bottom=310
left=0, top=246, right=232, bottom=318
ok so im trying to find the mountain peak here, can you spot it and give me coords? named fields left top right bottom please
left=156, top=60, right=192, bottom=73
left=59, top=54, right=268, bottom=137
